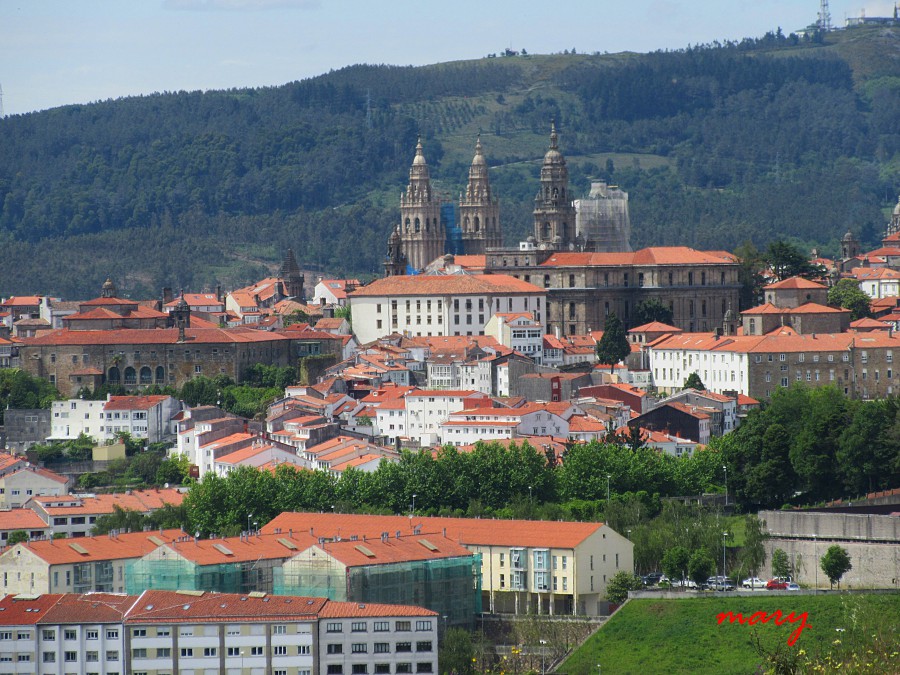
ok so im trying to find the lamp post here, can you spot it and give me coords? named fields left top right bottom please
left=606, top=474, right=611, bottom=504
left=813, top=534, right=818, bottom=589
left=597, top=664, right=602, bottom=675
left=529, top=486, right=533, bottom=503
left=722, top=531, right=728, bottom=584
left=722, top=465, right=728, bottom=506
left=240, top=649, right=245, bottom=673
left=539, top=639, right=547, bottom=675
left=247, top=513, right=252, bottom=534
left=411, top=493, right=417, bottom=516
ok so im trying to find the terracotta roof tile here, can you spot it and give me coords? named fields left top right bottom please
left=0, top=593, right=63, bottom=625
left=764, top=277, right=827, bottom=290
left=104, top=395, right=172, bottom=411
left=350, top=274, right=543, bottom=297
left=11, top=529, right=184, bottom=565
left=0, top=508, right=51, bottom=532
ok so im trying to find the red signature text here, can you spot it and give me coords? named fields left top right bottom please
left=716, top=610, right=811, bottom=645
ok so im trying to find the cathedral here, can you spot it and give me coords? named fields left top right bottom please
left=386, top=125, right=741, bottom=335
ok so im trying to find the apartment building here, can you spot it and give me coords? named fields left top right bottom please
left=263, top=512, right=633, bottom=616
left=50, top=395, right=181, bottom=444
left=0, top=465, right=70, bottom=509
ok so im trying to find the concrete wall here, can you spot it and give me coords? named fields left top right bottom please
left=760, top=510, right=900, bottom=589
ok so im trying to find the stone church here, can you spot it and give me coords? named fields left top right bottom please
left=386, top=125, right=741, bottom=335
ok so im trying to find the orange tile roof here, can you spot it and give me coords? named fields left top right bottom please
left=311, top=532, right=471, bottom=567
left=0, top=508, right=51, bottom=531
left=40, top=592, right=136, bottom=624
left=0, top=452, right=27, bottom=472
left=786, top=303, right=846, bottom=315
left=319, top=600, right=437, bottom=619
left=449, top=255, right=487, bottom=270
left=665, top=402, right=711, bottom=419
left=159, top=532, right=311, bottom=565
left=5, top=466, right=69, bottom=485
left=350, top=274, right=543, bottom=297
left=30, top=489, right=185, bottom=516
left=125, top=589, right=326, bottom=624
left=850, top=317, right=891, bottom=329
left=104, top=395, right=171, bottom=411
left=263, top=512, right=606, bottom=549
left=25, top=327, right=293, bottom=346
left=0, top=593, right=63, bottom=625
left=1, top=296, right=42, bottom=306
left=740, top=303, right=785, bottom=315
left=15, top=529, right=183, bottom=565
left=764, top=277, right=827, bottom=290
left=567, top=415, right=607, bottom=432
left=628, top=321, right=682, bottom=333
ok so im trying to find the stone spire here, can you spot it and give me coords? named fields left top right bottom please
left=459, top=134, right=502, bottom=254
left=101, top=278, right=117, bottom=298
left=399, top=137, right=445, bottom=270
left=279, top=248, right=304, bottom=299
left=533, top=121, right=575, bottom=249
left=384, top=226, right=408, bottom=277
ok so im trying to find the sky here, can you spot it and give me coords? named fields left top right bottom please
left=2, top=0, right=897, bottom=116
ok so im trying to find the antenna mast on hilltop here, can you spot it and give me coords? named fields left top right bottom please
left=818, top=0, right=832, bottom=31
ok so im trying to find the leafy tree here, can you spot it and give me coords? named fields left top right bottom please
left=92, top=506, right=148, bottom=535
left=605, top=570, right=643, bottom=604
left=771, top=548, right=791, bottom=579
left=661, top=545, right=690, bottom=585
left=7, top=530, right=28, bottom=546
left=734, top=241, right=767, bottom=310
left=827, top=278, right=873, bottom=320
left=596, top=313, right=630, bottom=372
left=688, top=550, right=716, bottom=587
left=683, top=373, right=705, bottom=390
left=0, top=369, right=60, bottom=424
left=439, top=628, right=475, bottom=675
left=820, top=545, right=852, bottom=589
left=157, top=453, right=192, bottom=486
left=764, top=240, right=824, bottom=281
left=740, top=515, right=767, bottom=578
left=282, top=309, right=310, bottom=327
left=633, top=299, right=674, bottom=326
left=126, top=451, right=163, bottom=484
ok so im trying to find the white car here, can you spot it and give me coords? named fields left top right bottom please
left=742, top=577, right=764, bottom=589
left=786, top=582, right=801, bottom=591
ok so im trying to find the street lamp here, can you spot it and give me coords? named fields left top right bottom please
left=597, top=664, right=601, bottom=675
left=539, top=639, right=547, bottom=675
left=240, top=649, right=245, bottom=673
left=813, top=534, right=818, bottom=589
left=528, top=486, right=533, bottom=503
left=247, top=513, right=253, bottom=533
left=411, top=493, right=417, bottom=515
left=722, top=465, right=728, bottom=506
left=606, top=474, right=611, bottom=503
left=722, top=531, right=728, bottom=584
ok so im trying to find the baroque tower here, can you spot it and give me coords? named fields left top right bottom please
left=533, top=122, right=576, bottom=250
left=400, top=138, right=445, bottom=270
left=384, top=227, right=408, bottom=277
left=887, top=194, right=900, bottom=238
left=458, top=135, right=502, bottom=254
left=279, top=248, right=305, bottom=299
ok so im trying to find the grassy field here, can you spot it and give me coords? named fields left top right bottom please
left=558, top=593, right=900, bottom=675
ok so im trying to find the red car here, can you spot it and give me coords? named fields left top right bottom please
left=766, top=579, right=788, bottom=590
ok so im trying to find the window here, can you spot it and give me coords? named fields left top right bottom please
left=157, top=628, right=170, bottom=637
left=132, top=628, right=146, bottom=637
left=43, top=629, right=56, bottom=641
left=328, top=667, right=344, bottom=675
left=352, top=621, right=367, bottom=632
left=86, top=651, right=99, bottom=662
left=374, top=643, right=390, bottom=654
left=65, top=651, right=78, bottom=662
left=107, top=650, right=119, bottom=661
left=416, top=641, right=433, bottom=652
left=17, top=654, right=31, bottom=662
left=417, top=664, right=434, bottom=673
left=273, top=646, right=287, bottom=656
left=396, top=621, right=411, bottom=632
left=326, top=622, right=343, bottom=633
left=181, top=649, right=193, bottom=657
left=204, top=647, right=217, bottom=657
left=250, top=647, right=264, bottom=656
left=374, top=621, right=389, bottom=632
left=397, top=664, right=413, bottom=674
left=415, top=620, right=433, bottom=631
left=43, top=652, right=56, bottom=663
left=375, top=665, right=391, bottom=674
left=16, top=631, right=30, bottom=640
left=106, top=629, right=119, bottom=639
left=352, top=643, right=368, bottom=654
left=298, top=645, right=311, bottom=655
left=327, top=644, right=343, bottom=655
left=64, top=629, right=77, bottom=640
left=273, top=625, right=287, bottom=635
left=396, top=642, right=413, bottom=653
left=132, top=649, right=147, bottom=659
left=157, top=648, right=171, bottom=658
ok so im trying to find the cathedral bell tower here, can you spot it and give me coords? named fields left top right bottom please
left=459, top=135, right=502, bottom=254
left=533, top=122, right=576, bottom=250
left=399, top=137, right=445, bottom=270
left=384, top=227, right=408, bottom=277
left=279, top=248, right=305, bottom=299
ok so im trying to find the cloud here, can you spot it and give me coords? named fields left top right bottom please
left=163, top=0, right=319, bottom=11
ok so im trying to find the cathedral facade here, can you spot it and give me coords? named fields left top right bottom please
left=387, top=126, right=741, bottom=335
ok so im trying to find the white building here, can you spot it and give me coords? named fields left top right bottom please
left=854, top=267, right=900, bottom=299
left=348, top=274, right=547, bottom=344
left=484, top=312, right=544, bottom=363
left=439, top=404, right=571, bottom=447
left=314, top=278, right=361, bottom=306
left=50, top=395, right=181, bottom=444
left=0, top=465, right=71, bottom=509
left=403, top=390, right=491, bottom=446
left=648, top=332, right=759, bottom=395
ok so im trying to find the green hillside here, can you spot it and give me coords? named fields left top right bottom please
left=1, top=27, right=899, bottom=298
left=560, top=594, right=900, bottom=674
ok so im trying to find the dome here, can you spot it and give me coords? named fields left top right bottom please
left=471, top=135, right=486, bottom=166
left=412, top=137, right=427, bottom=166
left=842, top=230, right=855, bottom=241
left=893, top=196, right=900, bottom=215
left=724, top=308, right=735, bottom=322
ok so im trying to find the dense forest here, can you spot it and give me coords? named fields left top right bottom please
left=1, top=27, right=899, bottom=298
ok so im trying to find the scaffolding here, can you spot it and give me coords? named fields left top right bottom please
left=273, top=554, right=481, bottom=628
left=125, top=558, right=276, bottom=596
left=574, top=181, right=632, bottom=252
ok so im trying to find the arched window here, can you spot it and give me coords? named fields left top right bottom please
left=108, top=367, right=120, bottom=383
left=414, top=218, right=420, bottom=233
left=139, top=366, right=152, bottom=385
left=542, top=222, right=551, bottom=239
left=405, top=218, right=411, bottom=232
left=464, top=217, right=470, bottom=231
left=124, top=367, right=136, bottom=385
left=156, top=366, right=166, bottom=383
left=474, top=217, right=480, bottom=232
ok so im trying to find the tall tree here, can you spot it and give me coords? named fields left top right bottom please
left=764, top=240, right=825, bottom=281
left=820, top=545, right=852, bottom=589
left=596, top=313, right=630, bottom=372
left=827, top=278, right=873, bottom=320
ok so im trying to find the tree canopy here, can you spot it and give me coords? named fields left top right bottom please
left=596, top=313, right=630, bottom=371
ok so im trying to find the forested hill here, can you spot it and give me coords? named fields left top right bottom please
left=2, top=26, right=900, bottom=299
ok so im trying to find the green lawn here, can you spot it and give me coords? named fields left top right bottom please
left=558, top=594, right=900, bottom=675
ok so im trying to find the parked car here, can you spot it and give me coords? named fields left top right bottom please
left=670, top=578, right=697, bottom=589
left=766, top=579, right=789, bottom=590
left=706, top=576, right=735, bottom=591
left=742, top=577, right=764, bottom=589
left=786, top=583, right=801, bottom=591
left=642, top=572, right=665, bottom=586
